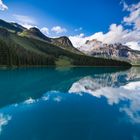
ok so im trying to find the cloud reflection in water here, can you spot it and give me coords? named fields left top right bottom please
left=69, top=76, right=140, bottom=124
left=0, top=113, right=11, bottom=134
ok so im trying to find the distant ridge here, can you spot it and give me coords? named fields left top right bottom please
left=0, top=19, right=131, bottom=67
left=79, top=39, right=140, bottom=65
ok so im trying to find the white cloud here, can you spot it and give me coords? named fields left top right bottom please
left=20, top=24, right=34, bottom=29
left=125, top=41, right=140, bottom=51
left=69, top=23, right=140, bottom=50
left=75, top=27, right=83, bottom=32
left=0, top=0, right=8, bottom=11
left=51, top=26, right=67, bottom=34
left=69, top=24, right=129, bottom=48
left=120, top=0, right=129, bottom=11
left=91, top=24, right=128, bottom=43
left=122, top=1, right=140, bottom=13
left=69, top=1, right=140, bottom=51
left=123, top=2, right=140, bottom=30
left=41, top=27, right=49, bottom=35
left=0, top=114, right=11, bottom=134
left=13, top=14, right=37, bottom=29
left=69, top=33, right=86, bottom=48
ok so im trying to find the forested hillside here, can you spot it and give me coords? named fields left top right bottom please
left=0, top=19, right=131, bottom=67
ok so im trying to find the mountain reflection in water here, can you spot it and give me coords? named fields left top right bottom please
left=0, top=67, right=140, bottom=140
left=69, top=70, right=140, bottom=124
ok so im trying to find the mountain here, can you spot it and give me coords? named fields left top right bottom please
left=0, top=19, right=25, bottom=33
left=79, top=39, right=140, bottom=65
left=20, top=27, right=52, bottom=42
left=20, top=27, right=80, bottom=54
left=51, top=36, right=81, bottom=54
left=0, top=19, right=131, bottom=67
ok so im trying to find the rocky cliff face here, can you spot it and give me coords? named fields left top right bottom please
left=79, top=39, right=140, bottom=64
left=51, top=36, right=81, bottom=54
left=0, top=19, right=131, bottom=67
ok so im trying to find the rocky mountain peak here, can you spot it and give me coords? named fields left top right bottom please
left=29, top=27, right=41, bottom=33
left=85, top=39, right=102, bottom=45
left=78, top=39, right=140, bottom=64
left=22, top=27, right=51, bottom=42
left=53, top=36, right=73, bottom=47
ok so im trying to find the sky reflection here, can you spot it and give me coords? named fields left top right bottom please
left=0, top=67, right=140, bottom=140
left=69, top=76, right=140, bottom=124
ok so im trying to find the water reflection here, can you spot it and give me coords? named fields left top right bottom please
left=0, top=114, right=11, bottom=134
left=69, top=68, right=140, bottom=124
left=0, top=67, right=130, bottom=108
left=0, top=67, right=140, bottom=140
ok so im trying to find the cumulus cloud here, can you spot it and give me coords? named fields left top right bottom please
left=70, top=23, right=140, bottom=50
left=125, top=41, right=140, bottom=51
left=69, top=33, right=86, bottom=48
left=123, top=1, right=140, bottom=30
left=70, top=24, right=132, bottom=48
left=41, top=27, right=49, bottom=35
left=69, top=1, right=140, bottom=51
left=13, top=14, right=37, bottom=29
left=51, top=26, right=67, bottom=34
left=0, top=0, right=8, bottom=11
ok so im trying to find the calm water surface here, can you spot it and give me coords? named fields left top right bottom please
left=0, top=67, right=140, bottom=140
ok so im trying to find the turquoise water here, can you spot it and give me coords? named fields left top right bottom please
left=0, top=67, right=140, bottom=140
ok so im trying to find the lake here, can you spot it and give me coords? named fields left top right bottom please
left=0, top=67, right=140, bottom=140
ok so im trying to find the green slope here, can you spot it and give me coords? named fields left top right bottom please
left=0, top=19, right=132, bottom=67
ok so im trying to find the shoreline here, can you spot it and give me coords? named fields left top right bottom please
left=0, top=65, right=133, bottom=69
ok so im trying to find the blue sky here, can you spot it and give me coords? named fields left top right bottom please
left=0, top=0, right=138, bottom=35
left=0, top=0, right=140, bottom=50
